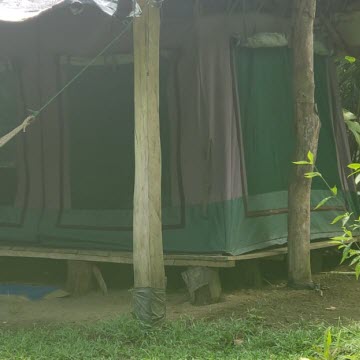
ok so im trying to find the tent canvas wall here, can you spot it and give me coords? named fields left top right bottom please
left=0, top=0, right=358, bottom=256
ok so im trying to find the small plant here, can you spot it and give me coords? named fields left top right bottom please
left=294, top=151, right=360, bottom=278
left=309, top=328, right=342, bottom=360
left=323, top=328, right=339, bottom=360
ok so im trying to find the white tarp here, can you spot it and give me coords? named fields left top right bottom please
left=0, top=0, right=119, bottom=22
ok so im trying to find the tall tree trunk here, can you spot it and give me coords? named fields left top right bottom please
left=132, top=0, right=166, bottom=325
left=288, top=0, right=321, bottom=288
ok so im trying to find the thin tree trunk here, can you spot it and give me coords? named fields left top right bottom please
left=288, top=0, right=321, bottom=288
left=132, top=0, right=166, bottom=325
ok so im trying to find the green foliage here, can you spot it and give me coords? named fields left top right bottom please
left=294, top=153, right=360, bottom=279
left=338, top=56, right=360, bottom=162
left=345, top=56, right=357, bottom=64
left=293, top=151, right=315, bottom=166
left=0, top=317, right=359, bottom=359
left=338, top=56, right=359, bottom=117
left=294, top=151, right=338, bottom=210
left=307, top=150, right=314, bottom=165
left=344, top=111, right=360, bottom=151
left=308, top=328, right=346, bottom=360
left=304, top=172, right=322, bottom=179
left=330, top=186, right=338, bottom=196
left=293, top=151, right=360, bottom=360
left=314, top=197, right=333, bottom=210
left=293, top=161, right=312, bottom=165
left=331, top=213, right=350, bottom=225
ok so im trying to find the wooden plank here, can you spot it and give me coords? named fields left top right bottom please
left=310, top=240, right=342, bottom=250
left=133, top=0, right=166, bottom=290
left=229, top=248, right=289, bottom=260
left=0, top=246, right=233, bottom=267
left=0, top=238, right=348, bottom=268
left=0, top=247, right=133, bottom=264
left=162, top=254, right=232, bottom=261
left=227, top=239, right=354, bottom=261
left=164, top=259, right=235, bottom=268
left=77, top=249, right=112, bottom=257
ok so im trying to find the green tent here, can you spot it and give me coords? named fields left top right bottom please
left=0, top=1, right=358, bottom=255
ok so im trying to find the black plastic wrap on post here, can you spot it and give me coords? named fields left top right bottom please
left=132, top=287, right=166, bottom=326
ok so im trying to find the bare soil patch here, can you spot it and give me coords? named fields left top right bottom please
left=0, top=270, right=358, bottom=328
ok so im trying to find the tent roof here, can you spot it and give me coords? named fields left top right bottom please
left=0, top=0, right=119, bottom=22
left=0, top=0, right=360, bottom=57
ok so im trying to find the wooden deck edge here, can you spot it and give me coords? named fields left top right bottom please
left=0, top=246, right=235, bottom=268
left=0, top=239, right=350, bottom=268
left=227, top=239, right=356, bottom=261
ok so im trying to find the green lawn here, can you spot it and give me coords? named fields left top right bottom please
left=1, top=316, right=359, bottom=359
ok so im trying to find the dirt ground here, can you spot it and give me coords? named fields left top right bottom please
left=0, top=271, right=359, bottom=328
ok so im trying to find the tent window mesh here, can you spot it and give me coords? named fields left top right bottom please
left=62, top=58, right=172, bottom=210
left=234, top=47, right=340, bottom=206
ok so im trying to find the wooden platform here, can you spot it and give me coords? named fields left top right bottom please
left=0, top=239, right=342, bottom=268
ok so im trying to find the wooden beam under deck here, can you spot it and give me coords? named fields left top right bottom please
left=0, top=239, right=346, bottom=268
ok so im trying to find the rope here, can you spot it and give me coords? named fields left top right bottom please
left=0, top=18, right=134, bottom=148
left=35, top=19, right=134, bottom=117
left=0, top=116, right=35, bottom=148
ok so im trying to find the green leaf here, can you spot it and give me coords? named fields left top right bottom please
left=341, top=250, right=350, bottom=264
left=348, top=249, right=357, bottom=256
left=355, top=263, right=360, bottom=280
left=348, top=170, right=360, bottom=178
left=331, top=214, right=347, bottom=225
left=304, top=172, right=321, bottom=179
left=330, top=185, right=337, bottom=196
left=331, top=236, right=350, bottom=241
left=347, top=163, right=360, bottom=170
left=329, top=239, right=343, bottom=246
left=349, top=255, right=360, bottom=266
left=348, top=123, right=360, bottom=147
left=355, top=173, right=360, bottom=185
left=307, top=151, right=314, bottom=165
left=341, top=243, right=352, bottom=264
left=345, top=55, right=356, bottom=63
left=324, top=328, right=332, bottom=358
left=314, top=196, right=333, bottom=210
left=342, top=213, right=352, bottom=226
left=343, top=110, right=358, bottom=121
left=343, top=228, right=353, bottom=237
left=293, top=161, right=310, bottom=165
left=335, top=329, right=342, bottom=352
left=347, top=162, right=360, bottom=178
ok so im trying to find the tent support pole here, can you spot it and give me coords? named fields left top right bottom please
left=288, top=0, right=320, bottom=289
left=182, top=267, right=222, bottom=305
left=132, top=0, right=166, bottom=324
left=66, top=260, right=94, bottom=296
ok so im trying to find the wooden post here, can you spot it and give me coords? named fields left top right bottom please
left=132, top=0, right=166, bottom=324
left=288, top=0, right=321, bottom=289
left=182, top=267, right=222, bottom=306
left=66, top=260, right=94, bottom=296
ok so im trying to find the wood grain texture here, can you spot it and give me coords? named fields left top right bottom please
left=288, top=0, right=321, bottom=288
left=66, top=260, right=93, bottom=296
left=0, top=239, right=347, bottom=267
left=93, top=265, right=108, bottom=295
left=133, top=0, right=166, bottom=289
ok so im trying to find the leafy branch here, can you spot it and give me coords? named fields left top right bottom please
left=293, top=150, right=360, bottom=278
left=293, top=151, right=337, bottom=210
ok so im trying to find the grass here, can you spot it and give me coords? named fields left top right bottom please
left=1, top=316, right=360, bottom=360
